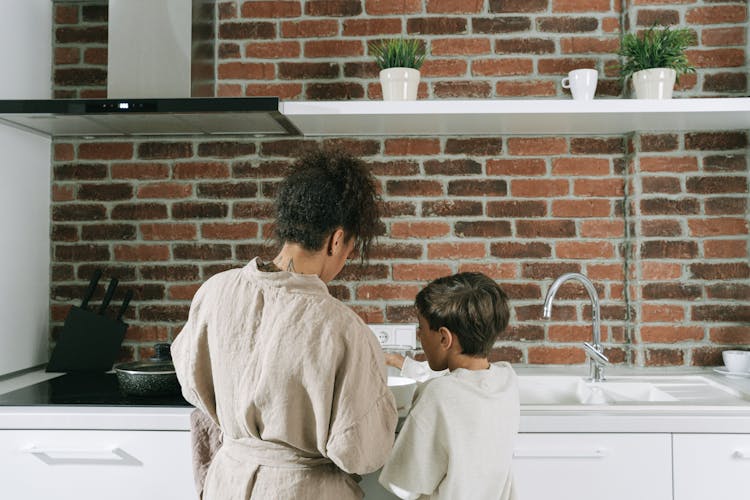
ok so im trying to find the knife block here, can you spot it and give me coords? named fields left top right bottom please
left=46, top=306, right=128, bottom=373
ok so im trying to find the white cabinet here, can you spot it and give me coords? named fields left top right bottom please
left=0, top=430, right=196, bottom=500
left=0, top=124, right=51, bottom=376
left=673, top=434, right=750, bottom=500
left=513, top=433, right=672, bottom=500
left=0, top=0, right=52, bottom=377
left=0, top=0, right=51, bottom=98
left=360, top=470, right=399, bottom=499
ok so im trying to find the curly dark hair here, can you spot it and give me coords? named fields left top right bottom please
left=275, top=149, right=381, bottom=261
left=415, top=272, right=510, bottom=357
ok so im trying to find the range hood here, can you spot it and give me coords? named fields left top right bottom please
left=0, top=97, right=299, bottom=137
left=0, top=0, right=299, bottom=137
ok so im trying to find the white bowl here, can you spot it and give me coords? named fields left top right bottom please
left=722, top=350, right=750, bottom=373
left=388, top=376, right=417, bottom=417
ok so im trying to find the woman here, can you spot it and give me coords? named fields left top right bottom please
left=172, top=149, right=398, bottom=500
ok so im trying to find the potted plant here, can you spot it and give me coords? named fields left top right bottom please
left=369, top=38, right=425, bottom=101
left=617, top=24, right=696, bottom=99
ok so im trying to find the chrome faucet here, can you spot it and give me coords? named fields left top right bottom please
left=542, top=273, right=609, bottom=382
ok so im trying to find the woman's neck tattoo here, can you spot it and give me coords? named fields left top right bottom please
left=257, top=259, right=281, bottom=273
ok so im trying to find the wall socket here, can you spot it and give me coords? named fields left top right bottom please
left=368, top=323, right=417, bottom=349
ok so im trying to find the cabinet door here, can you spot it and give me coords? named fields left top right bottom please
left=674, top=434, right=750, bottom=500
left=513, top=433, right=672, bottom=500
left=0, top=430, right=196, bottom=500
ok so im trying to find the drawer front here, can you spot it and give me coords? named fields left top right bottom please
left=674, top=434, right=750, bottom=500
left=513, top=433, right=672, bottom=500
left=0, top=430, right=196, bottom=500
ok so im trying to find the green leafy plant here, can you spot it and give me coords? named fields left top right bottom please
left=617, top=24, right=696, bottom=82
left=369, top=38, right=426, bottom=70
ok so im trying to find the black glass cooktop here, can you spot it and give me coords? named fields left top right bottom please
left=0, top=373, right=191, bottom=407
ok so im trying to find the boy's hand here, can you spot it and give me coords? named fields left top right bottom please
left=384, top=352, right=405, bottom=370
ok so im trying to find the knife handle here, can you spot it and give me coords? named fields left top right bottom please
left=98, top=278, right=119, bottom=316
left=80, top=268, right=102, bottom=310
left=116, top=290, right=133, bottom=322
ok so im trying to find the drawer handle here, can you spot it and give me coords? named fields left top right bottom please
left=25, top=446, right=142, bottom=466
left=514, top=448, right=607, bottom=459
left=732, top=450, right=750, bottom=460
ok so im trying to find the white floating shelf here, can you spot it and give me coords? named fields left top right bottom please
left=281, top=98, right=750, bottom=137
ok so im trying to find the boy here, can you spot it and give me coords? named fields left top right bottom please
left=379, top=272, right=519, bottom=500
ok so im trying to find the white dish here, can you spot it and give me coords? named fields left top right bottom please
left=387, top=376, right=417, bottom=417
left=713, top=367, right=750, bottom=378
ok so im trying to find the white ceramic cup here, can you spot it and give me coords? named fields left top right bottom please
left=722, top=350, right=750, bottom=373
left=561, top=68, right=598, bottom=100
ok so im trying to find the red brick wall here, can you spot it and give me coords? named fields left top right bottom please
left=53, top=0, right=748, bottom=98
left=50, top=1, right=748, bottom=365
left=53, top=2, right=108, bottom=98
left=631, top=131, right=749, bottom=366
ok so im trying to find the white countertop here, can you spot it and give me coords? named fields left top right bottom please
left=1, top=366, right=749, bottom=433
left=0, top=369, right=193, bottom=431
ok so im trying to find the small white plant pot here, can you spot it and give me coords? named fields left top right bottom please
left=631, top=68, right=677, bottom=99
left=379, top=67, right=420, bottom=101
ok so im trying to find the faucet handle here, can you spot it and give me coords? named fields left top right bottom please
left=583, top=342, right=609, bottom=366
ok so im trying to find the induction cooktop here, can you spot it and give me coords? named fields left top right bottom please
left=0, top=373, right=191, bottom=407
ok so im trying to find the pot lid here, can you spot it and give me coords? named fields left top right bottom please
left=114, top=343, right=175, bottom=374
left=114, top=360, right=175, bottom=375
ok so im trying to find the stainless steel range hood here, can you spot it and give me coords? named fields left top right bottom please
left=0, top=0, right=299, bottom=137
left=0, top=97, right=299, bottom=137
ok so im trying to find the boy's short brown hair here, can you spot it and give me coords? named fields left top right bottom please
left=415, top=272, right=510, bottom=357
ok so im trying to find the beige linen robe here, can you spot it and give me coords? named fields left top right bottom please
left=172, top=258, right=398, bottom=500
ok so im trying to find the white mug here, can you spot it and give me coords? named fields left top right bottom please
left=723, top=350, right=750, bottom=373
left=562, top=68, right=598, bottom=100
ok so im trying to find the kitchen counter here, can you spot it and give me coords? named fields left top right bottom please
left=1, top=366, right=749, bottom=432
left=514, top=365, right=750, bottom=433
left=0, top=369, right=192, bottom=430
left=2, top=366, right=749, bottom=500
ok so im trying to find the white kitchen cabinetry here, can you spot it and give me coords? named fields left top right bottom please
left=0, top=0, right=51, bottom=99
left=513, top=433, right=672, bottom=500
left=673, top=434, right=750, bottom=500
left=0, top=0, right=52, bottom=377
left=361, top=433, right=673, bottom=499
left=0, top=429, right=196, bottom=500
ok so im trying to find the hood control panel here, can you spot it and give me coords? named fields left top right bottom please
left=368, top=324, right=417, bottom=350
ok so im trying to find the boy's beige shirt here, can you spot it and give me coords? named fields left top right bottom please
left=171, top=258, right=398, bottom=500
left=380, top=363, right=519, bottom=500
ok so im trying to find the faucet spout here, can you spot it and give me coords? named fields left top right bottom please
left=543, top=273, right=606, bottom=382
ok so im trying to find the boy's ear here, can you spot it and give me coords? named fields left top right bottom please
left=438, top=326, right=454, bottom=351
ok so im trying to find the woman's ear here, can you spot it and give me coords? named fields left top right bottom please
left=327, top=228, right=347, bottom=257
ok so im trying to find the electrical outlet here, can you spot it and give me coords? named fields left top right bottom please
left=367, top=323, right=417, bottom=349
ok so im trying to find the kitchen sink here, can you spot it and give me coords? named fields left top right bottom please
left=519, top=377, right=676, bottom=405
left=518, top=375, right=750, bottom=408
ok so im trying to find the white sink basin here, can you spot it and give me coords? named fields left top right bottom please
left=519, top=375, right=750, bottom=408
left=519, top=377, right=676, bottom=405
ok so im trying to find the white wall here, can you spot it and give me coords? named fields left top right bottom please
left=0, top=0, right=53, bottom=376
left=0, top=0, right=52, bottom=99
